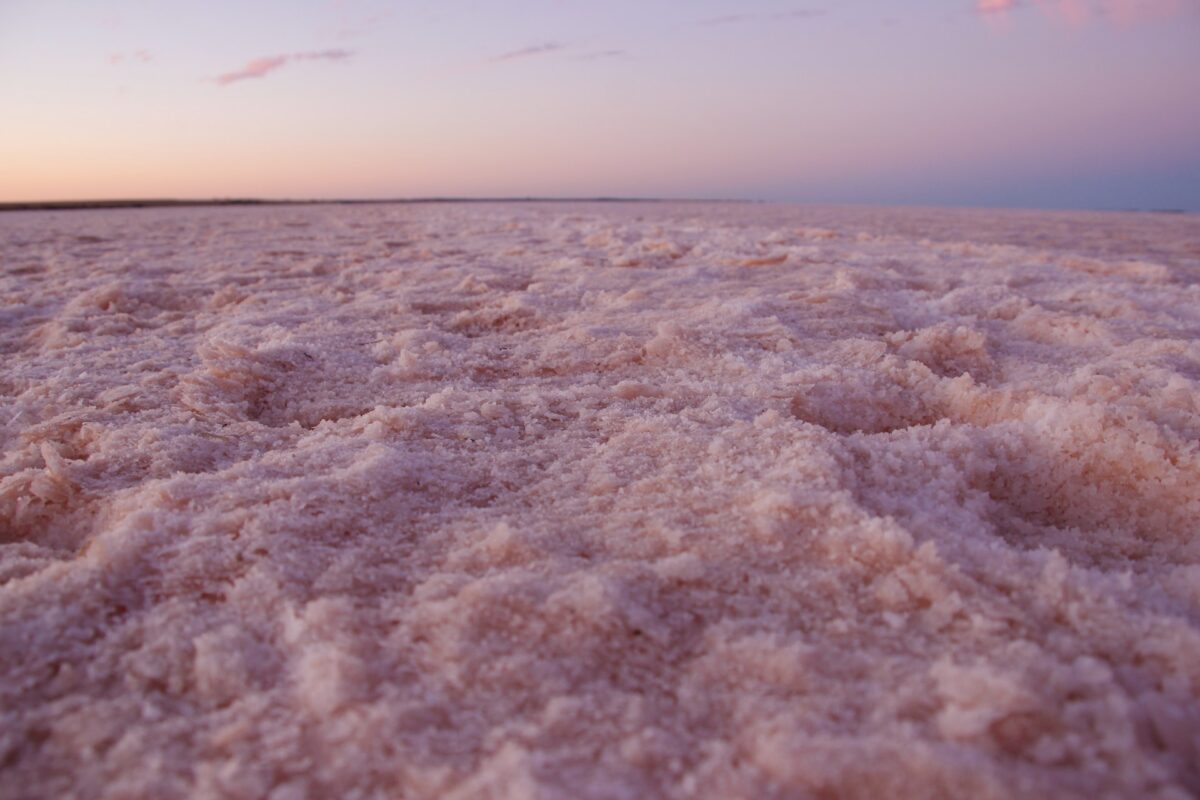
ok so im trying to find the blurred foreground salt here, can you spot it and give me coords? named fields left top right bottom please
left=1, top=202, right=1199, bottom=798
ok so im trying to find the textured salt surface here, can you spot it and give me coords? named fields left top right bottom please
left=1, top=202, right=1199, bottom=799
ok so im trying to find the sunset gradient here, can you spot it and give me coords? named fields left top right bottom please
left=1, top=0, right=1198, bottom=209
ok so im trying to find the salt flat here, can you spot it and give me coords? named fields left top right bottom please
left=1, top=202, right=1198, bottom=799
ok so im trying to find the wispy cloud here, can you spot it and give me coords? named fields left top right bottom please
left=489, top=43, right=565, bottom=63
left=107, top=49, right=153, bottom=67
left=293, top=49, right=355, bottom=62
left=215, top=49, right=353, bottom=86
left=975, top=0, right=1192, bottom=26
left=217, top=55, right=290, bottom=85
left=699, top=8, right=826, bottom=26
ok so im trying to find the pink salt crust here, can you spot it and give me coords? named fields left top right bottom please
left=1, top=202, right=1199, bottom=798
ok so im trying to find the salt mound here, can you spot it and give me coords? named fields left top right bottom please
left=1, top=202, right=1199, bottom=799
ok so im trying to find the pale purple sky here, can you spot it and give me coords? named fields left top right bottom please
left=1, top=0, right=1198, bottom=209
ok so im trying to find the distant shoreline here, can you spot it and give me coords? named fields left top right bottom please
left=0, top=198, right=1191, bottom=214
left=0, top=197, right=744, bottom=213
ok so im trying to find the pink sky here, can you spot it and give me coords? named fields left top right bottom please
left=0, top=0, right=1197, bottom=209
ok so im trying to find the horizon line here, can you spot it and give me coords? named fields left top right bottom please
left=0, top=197, right=1192, bottom=215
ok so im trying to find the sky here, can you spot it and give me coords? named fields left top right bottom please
left=1, top=0, right=1198, bottom=210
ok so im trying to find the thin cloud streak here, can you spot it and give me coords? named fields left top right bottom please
left=215, top=49, right=353, bottom=86
left=216, top=55, right=289, bottom=85
left=447, top=42, right=622, bottom=76
left=293, top=49, right=355, bottom=62
left=489, top=42, right=565, bottom=63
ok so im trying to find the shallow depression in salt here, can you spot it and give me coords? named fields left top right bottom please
left=1, top=202, right=1199, bottom=799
